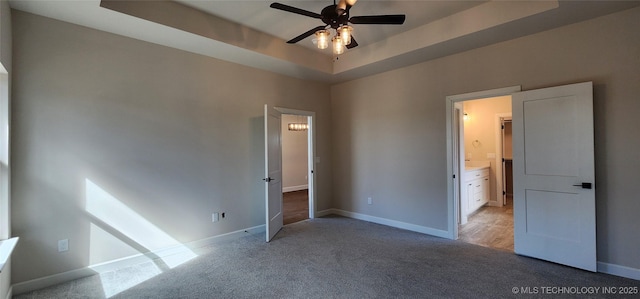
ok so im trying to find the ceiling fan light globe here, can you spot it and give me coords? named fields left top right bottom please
left=332, top=36, right=345, bottom=55
left=338, top=25, right=352, bottom=45
left=315, top=30, right=330, bottom=49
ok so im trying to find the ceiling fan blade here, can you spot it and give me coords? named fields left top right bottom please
left=287, top=26, right=327, bottom=44
left=346, top=36, right=358, bottom=49
left=270, top=3, right=322, bottom=19
left=350, top=15, right=406, bottom=25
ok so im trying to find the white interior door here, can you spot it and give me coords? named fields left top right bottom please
left=512, top=82, right=596, bottom=271
left=264, top=104, right=283, bottom=242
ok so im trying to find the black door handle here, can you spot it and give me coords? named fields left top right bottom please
left=263, top=177, right=273, bottom=182
left=573, top=182, right=592, bottom=189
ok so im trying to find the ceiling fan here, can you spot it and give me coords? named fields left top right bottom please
left=270, top=0, right=406, bottom=54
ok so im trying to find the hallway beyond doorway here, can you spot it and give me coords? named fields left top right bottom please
left=283, top=190, right=309, bottom=225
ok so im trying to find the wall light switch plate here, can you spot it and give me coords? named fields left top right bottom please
left=58, top=239, right=69, bottom=252
left=212, top=212, right=219, bottom=223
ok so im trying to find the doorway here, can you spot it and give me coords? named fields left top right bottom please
left=265, top=106, right=316, bottom=241
left=445, top=86, right=521, bottom=247
left=456, top=96, right=514, bottom=251
left=281, top=114, right=309, bottom=225
left=447, top=83, right=596, bottom=270
left=278, top=109, right=316, bottom=225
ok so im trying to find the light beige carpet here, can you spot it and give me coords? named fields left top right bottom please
left=15, top=216, right=638, bottom=298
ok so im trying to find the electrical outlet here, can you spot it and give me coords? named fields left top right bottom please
left=212, top=212, right=219, bottom=222
left=58, top=239, right=69, bottom=252
left=367, top=197, right=372, bottom=205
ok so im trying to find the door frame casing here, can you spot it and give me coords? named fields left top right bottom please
left=274, top=107, right=317, bottom=219
left=454, top=102, right=466, bottom=225
left=494, top=114, right=512, bottom=206
left=445, top=86, right=521, bottom=239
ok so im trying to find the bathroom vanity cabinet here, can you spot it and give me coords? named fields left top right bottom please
left=464, top=167, right=490, bottom=215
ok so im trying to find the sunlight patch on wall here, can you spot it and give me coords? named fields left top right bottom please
left=89, top=223, right=140, bottom=266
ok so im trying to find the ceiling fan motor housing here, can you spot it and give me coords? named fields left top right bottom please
left=321, top=5, right=349, bottom=28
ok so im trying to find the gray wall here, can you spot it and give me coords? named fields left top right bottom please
left=11, top=11, right=332, bottom=283
left=331, top=6, right=640, bottom=269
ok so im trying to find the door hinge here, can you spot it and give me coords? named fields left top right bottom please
left=503, top=191, right=506, bottom=195
left=501, top=125, right=504, bottom=129
left=453, top=174, right=456, bottom=179
left=502, top=158, right=505, bottom=162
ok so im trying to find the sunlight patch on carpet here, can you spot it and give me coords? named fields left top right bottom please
left=85, top=179, right=198, bottom=297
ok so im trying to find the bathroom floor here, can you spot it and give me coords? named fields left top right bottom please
left=459, top=195, right=513, bottom=251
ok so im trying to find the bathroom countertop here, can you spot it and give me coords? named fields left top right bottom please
left=464, top=161, right=491, bottom=172
left=465, top=165, right=489, bottom=171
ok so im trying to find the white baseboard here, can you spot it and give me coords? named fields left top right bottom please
left=187, top=224, right=265, bottom=250
left=283, top=185, right=308, bottom=193
left=13, top=219, right=638, bottom=295
left=315, top=209, right=333, bottom=217
left=326, top=209, right=639, bottom=281
left=597, top=262, right=640, bottom=281
left=328, top=208, right=451, bottom=239
left=12, top=224, right=266, bottom=295
left=12, top=267, right=97, bottom=295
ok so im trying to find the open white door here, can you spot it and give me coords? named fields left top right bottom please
left=264, top=104, right=283, bottom=242
left=512, top=82, right=596, bottom=271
